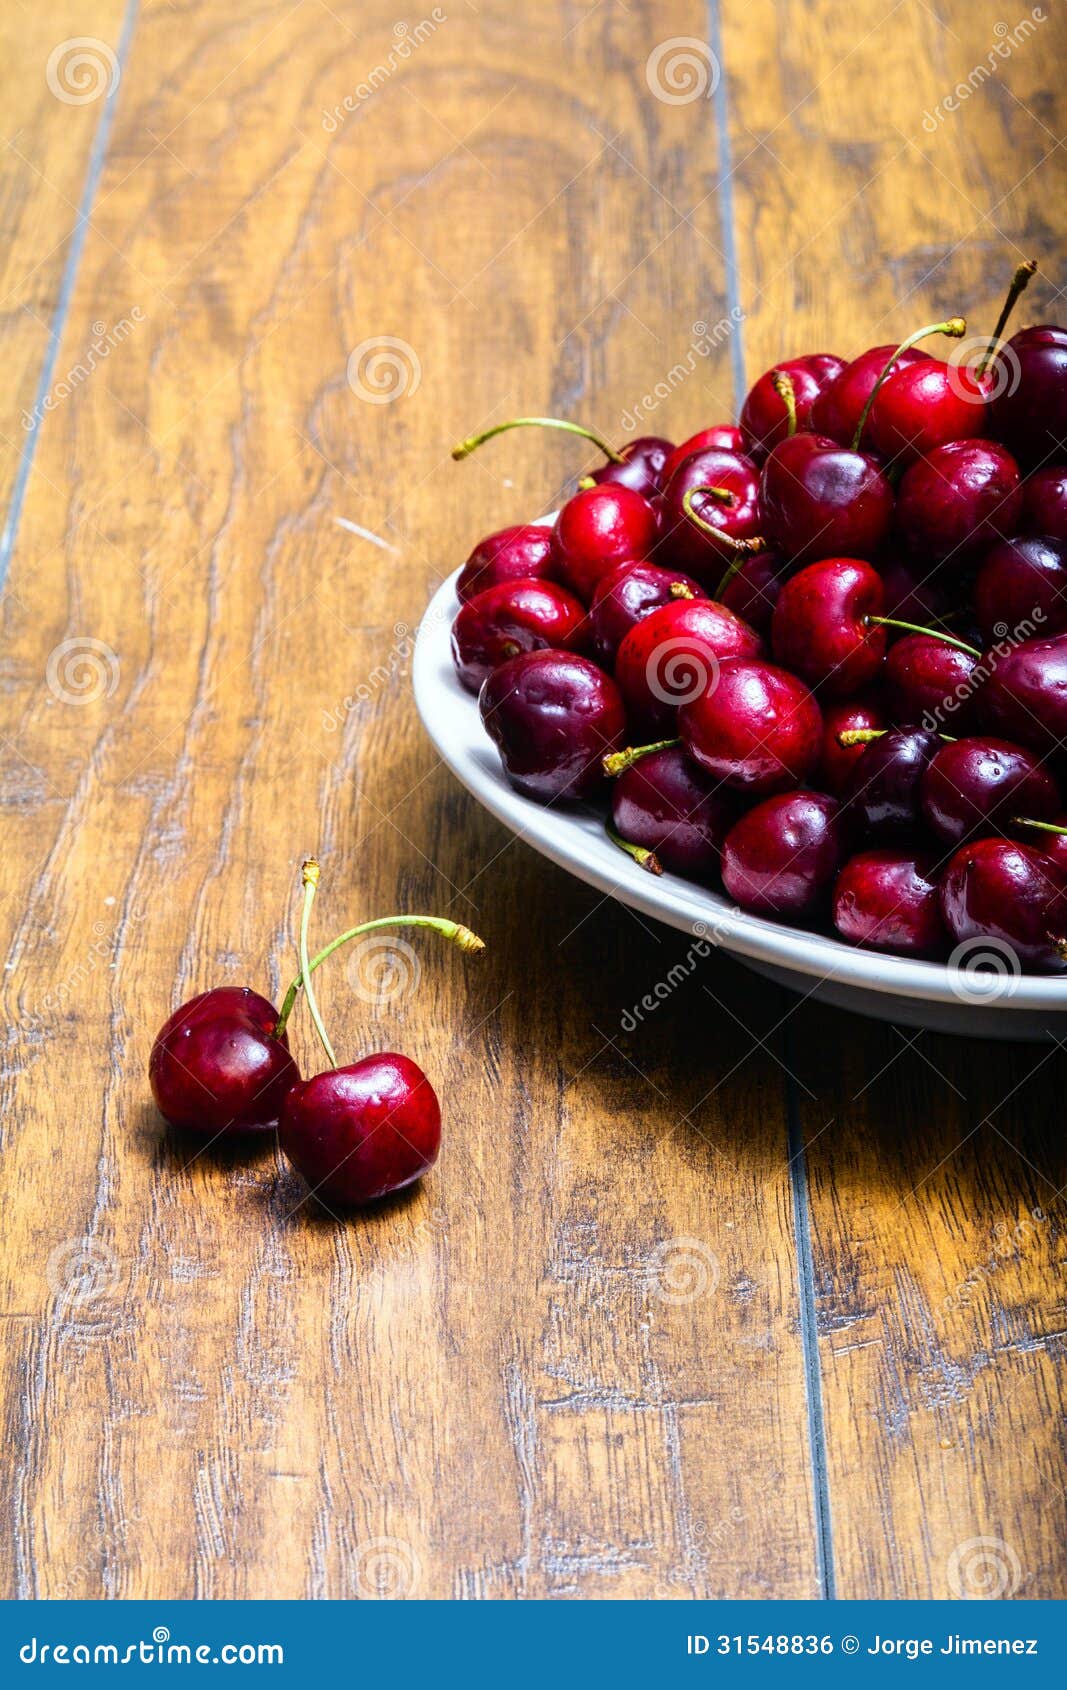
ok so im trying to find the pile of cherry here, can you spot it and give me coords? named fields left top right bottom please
left=451, top=263, right=1067, bottom=974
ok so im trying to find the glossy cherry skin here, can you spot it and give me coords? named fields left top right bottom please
left=457, top=524, right=557, bottom=603
left=920, top=737, right=1060, bottom=848
left=895, top=439, right=1022, bottom=567
left=480, top=649, right=625, bottom=802
left=1019, top=465, right=1067, bottom=543
left=678, top=657, right=822, bottom=795
left=988, top=325, right=1067, bottom=470
left=661, top=425, right=749, bottom=484
left=590, top=435, right=674, bottom=497
left=833, top=850, right=947, bottom=958
left=451, top=578, right=588, bottom=694
left=553, top=484, right=659, bottom=603
left=760, top=433, right=894, bottom=566
left=279, top=1053, right=441, bottom=1207
left=149, top=987, right=299, bottom=1137
left=843, top=727, right=937, bottom=841
left=884, top=634, right=981, bottom=733
left=721, top=791, right=847, bottom=918
left=719, top=550, right=784, bottom=637
left=588, top=560, right=705, bottom=669
left=771, top=557, right=886, bottom=698
left=818, top=694, right=887, bottom=797
left=610, top=747, right=739, bottom=880
left=810, top=344, right=929, bottom=445
left=1030, top=813, right=1067, bottom=882
left=878, top=556, right=948, bottom=629
left=658, top=447, right=761, bottom=579
left=615, top=597, right=763, bottom=733
left=939, top=838, right=1067, bottom=971
left=867, top=359, right=987, bottom=464
left=739, top=354, right=846, bottom=459
left=973, top=536, right=1067, bottom=643
left=980, top=634, right=1067, bottom=756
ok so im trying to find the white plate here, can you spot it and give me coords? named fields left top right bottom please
left=413, top=554, right=1067, bottom=1043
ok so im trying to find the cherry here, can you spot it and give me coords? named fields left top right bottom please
left=939, top=837, right=1067, bottom=971
left=739, top=354, right=846, bottom=458
left=554, top=483, right=660, bottom=602
left=677, top=657, right=822, bottom=794
left=451, top=578, right=587, bottom=694
left=868, top=357, right=986, bottom=464
left=1019, top=465, right=1067, bottom=543
left=451, top=415, right=673, bottom=497
left=759, top=431, right=894, bottom=566
left=480, top=648, right=625, bottom=801
left=661, top=425, right=750, bottom=484
left=989, top=324, right=1067, bottom=470
left=920, top=737, right=1060, bottom=847
left=721, top=791, right=847, bottom=918
left=457, top=524, right=557, bottom=603
left=980, top=633, right=1067, bottom=756
left=659, top=447, right=762, bottom=579
left=1016, top=814, right=1067, bottom=882
left=609, top=745, right=739, bottom=879
left=809, top=344, right=929, bottom=444
left=718, top=550, right=784, bottom=637
left=588, top=560, right=705, bottom=669
left=150, top=986, right=299, bottom=1138
left=895, top=439, right=1022, bottom=567
left=614, top=597, right=763, bottom=734
left=843, top=727, right=938, bottom=840
left=818, top=694, right=886, bottom=796
left=771, top=557, right=886, bottom=697
left=883, top=632, right=981, bottom=731
left=832, top=849, right=947, bottom=958
left=878, top=556, right=949, bottom=629
left=973, top=535, right=1067, bottom=643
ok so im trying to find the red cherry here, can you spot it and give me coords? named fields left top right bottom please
left=883, top=633, right=981, bottom=731
left=843, top=727, right=938, bottom=841
left=451, top=415, right=673, bottom=497
left=150, top=987, right=299, bottom=1137
left=920, top=737, right=1060, bottom=847
left=588, top=560, right=705, bottom=669
left=678, top=657, right=822, bottom=794
left=771, top=557, right=886, bottom=697
left=718, top=550, right=784, bottom=637
left=980, top=633, right=1067, bottom=755
left=451, top=578, right=588, bottom=694
left=480, top=649, right=625, bottom=801
left=868, top=359, right=988, bottom=463
left=973, top=536, right=1067, bottom=643
left=809, top=345, right=929, bottom=444
left=818, top=695, right=886, bottom=796
left=615, top=598, right=762, bottom=733
left=989, top=324, right=1067, bottom=470
left=610, top=746, right=738, bottom=880
left=280, top=1053, right=441, bottom=1207
left=877, top=556, right=949, bottom=629
left=1019, top=465, right=1067, bottom=543
left=759, top=433, right=894, bottom=567
left=659, top=447, right=761, bottom=579
left=895, top=439, right=1022, bottom=567
left=739, top=354, right=846, bottom=459
left=721, top=791, right=847, bottom=917
left=661, top=425, right=750, bottom=484
left=457, top=524, right=557, bottom=603
left=554, top=484, right=659, bottom=602
left=940, top=837, right=1067, bottom=971
left=833, top=850, right=947, bottom=958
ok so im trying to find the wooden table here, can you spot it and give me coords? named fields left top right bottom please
left=2, top=0, right=1065, bottom=1603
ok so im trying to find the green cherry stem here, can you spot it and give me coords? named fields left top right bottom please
left=771, top=369, right=798, bottom=437
left=838, top=727, right=956, bottom=747
left=1010, top=816, right=1067, bottom=836
left=451, top=415, right=625, bottom=465
left=851, top=316, right=967, bottom=450
left=866, top=615, right=981, bottom=658
left=603, top=738, right=681, bottom=777
left=681, top=487, right=765, bottom=554
left=977, top=259, right=1037, bottom=377
left=297, top=859, right=336, bottom=1068
left=606, top=825, right=663, bottom=875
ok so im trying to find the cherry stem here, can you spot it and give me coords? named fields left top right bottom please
left=681, top=487, right=765, bottom=553
left=771, top=370, right=798, bottom=437
left=451, top=416, right=625, bottom=465
left=867, top=615, right=981, bottom=658
left=297, top=859, right=337, bottom=1069
left=977, top=259, right=1037, bottom=377
left=669, top=581, right=697, bottom=600
left=603, top=738, right=681, bottom=777
left=606, top=825, right=663, bottom=875
left=274, top=913, right=485, bottom=1041
left=851, top=316, right=967, bottom=450
left=1011, top=816, right=1067, bottom=837
left=838, top=726, right=956, bottom=747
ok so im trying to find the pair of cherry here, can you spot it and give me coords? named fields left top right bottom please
left=149, top=863, right=484, bottom=1208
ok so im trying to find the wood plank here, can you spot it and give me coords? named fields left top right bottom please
left=0, top=0, right=818, bottom=1599
left=720, top=0, right=1067, bottom=1599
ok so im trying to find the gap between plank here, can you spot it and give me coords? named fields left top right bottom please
left=707, top=0, right=838, bottom=1600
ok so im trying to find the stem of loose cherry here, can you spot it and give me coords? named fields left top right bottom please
left=771, top=370, right=798, bottom=437
left=838, top=727, right=956, bottom=747
left=852, top=317, right=967, bottom=450
left=977, top=259, right=1037, bottom=377
left=451, top=416, right=625, bottom=465
left=606, top=825, right=663, bottom=875
left=1011, top=816, right=1067, bottom=836
left=681, top=487, right=765, bottom=554
left=866, top=615, right=981, bottom=658
left=296, top=859, right=337, bottom=1068
left=603, top=738, right=681, bottom=777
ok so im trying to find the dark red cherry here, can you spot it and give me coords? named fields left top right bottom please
left=940, top=837, right=1067, bottom=971
left=1025, top=813, right=1067, bottom=881
left=973, top=535, right=1067, bottom=643
left=149, top=987, right=299, bottom=1137
left=718, top=550, right=784, bottom=637
left=895, top=439, right=1022, bottom=567
left=771, top=557, right=886, bottom=697
left=451, top=578, right=588, bottom=693
left=610, top=746, right=738, bottom=879
left=678, top=657, right=822, bottom=794
left=868, top=358, right=988, bottom=463
left=661, top=425, right=749, bottom=484
left=721, top=791, right=847, bottom=918
left=279, top=1053, right=441, bottom=1207
left=878, top=556, right=949, bottom=629
left=1019, top=465, right=1067, bottom=543
left=980, top=633, right=1067, bottom=756
left=884, top=633, right=981, bottom=732
left=833, top=850, right=946, bottom=958
left=659, top=447, right=761, bottom=579
left=989, top=325, right=1067, bottom=470
left=615, top=597, right=762, bottom=733
left=739, top=354, right=846, bottom=459
left=588, top=560, right=705, bottom=669
left=760, top=433, right=894, bottom=566
left=554, top=484, right=660, bottom=603
left=480, top=649, right=625, bottom=802
left=588, top=436, right=674, bottom=496
left=818, top=694, right=886, bottom=796
left=457, top=524, right=557, bottom=603
left=810, top=344, right=929, bottom=445
left=843, top=727, right=938, bottom=840
left=920, top=737, right=1060, bottom=847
